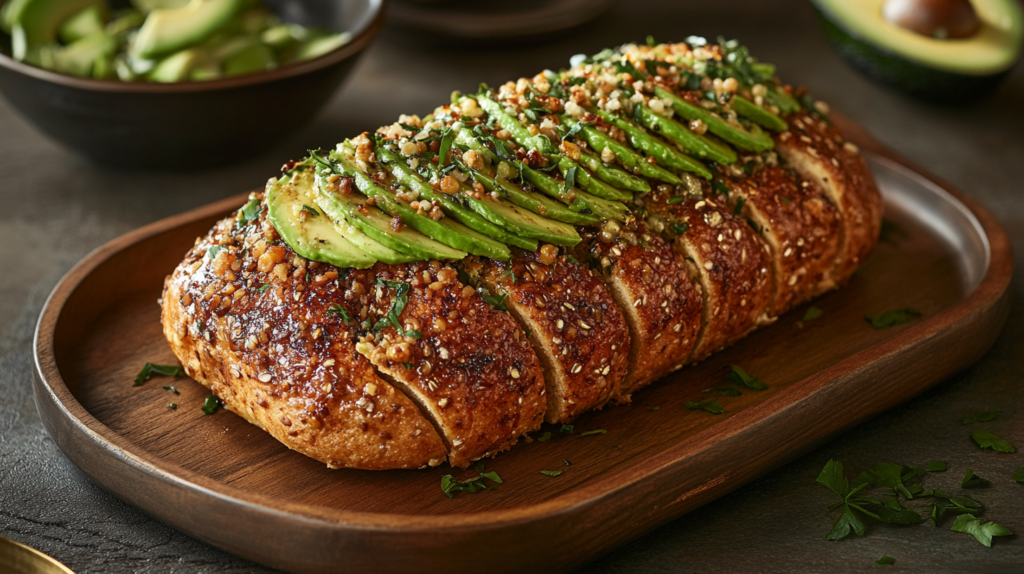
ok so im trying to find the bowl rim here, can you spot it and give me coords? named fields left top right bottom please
left=0, top=0, right=387, bottom=93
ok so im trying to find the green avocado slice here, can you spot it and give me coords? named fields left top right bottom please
left=812, top=0, right=1022, bottom=102
left=7, top=0, right=109, bottom=62
left=329, top=148, right=505, bottom=258
left=58, top=5, right=104, bottom=43
left=374, top=144, right=535, bottom=252
left=267, top=169, right=375, bottom=269
left=311, top=163, right=466, bottom=261
left=132, top=0, right=243, bottom=59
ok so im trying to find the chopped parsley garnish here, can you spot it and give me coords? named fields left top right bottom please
left=961, top=469, right=987, bottom=488
left=962, top=411, right=998, bottom=424
left=711, top=179, right=729, bottom=197
left=667, top=196, right=685, bottom=205
left=727, top=364, right=766, bottom=391
left=646, top=35, right=656, bottom=47
left=562, top=459, right=572, bottom=466
left=865, top=308, right=921, bottom=329
left=167, top=403, right=177, bottom=410
left=560, top=424, right=574, bottom=434
left=134, top=362, right=183, bottom=386
left=816, top=460, right=922, bottom=541
left=327, top=304, right=353, bottom=325
left=950, top=514, right=1012, bottom=547
left=851, top=462, right=925, bottom=499
left=254, top=284, right=272, bottom=293
left=929, top=490, right=982, bottom=525
left=876, top=556, right=894, bottom=565
left=1013, top=467, right=1024, bottom=483
left=562, top=166, right=577, bottom=197
left=925, top=461, right=947, bottom=472
left=802, top=306, right=823, bottom=321
left=650, top=406, right=661, bottom=411
left=733, top=196, right=745, bottom=215
left=685, top=399, right=724, bottom=414
left=162, top=385, right=179, bottom=395
left=580, top=429, right=607, bottom=436
left=483, top=292, right=508, bottom=312
left=208, top=245, right=225, bottom=260
left=301, top=204, right=320, bottom=217
left=372, top=279, right=422, bottom=338
left=536, top=431, right=552, bottom=443
left=702, top=386, right=742, bottom=397
left=437, top=129, right=453, bottom=169
left=440, top=470, right=502, bottom=498
left=201, top=395, right=221, bottom=415
left=240, top=197, right=262, bottom=224
left=670, top=222, right=689, bottom=235
left=562, top=121, right=588, bottom=140
left=970, top=430, right=1016, bottom=453
left=540, top=469, right=563, bottom=477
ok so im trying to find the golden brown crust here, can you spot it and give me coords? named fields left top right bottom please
left=720, top=163, right=842, bottom=315
left=349, top=262, right=546, bottom=468
left=775, top=111, right=883, bottom=284
left=462, top=250, right=630, bottom=423
left=643, top=191, right=773, bottom=361
left=575, top=224, right=702, bottom=399
left=161, top=208, right=447, bottom=470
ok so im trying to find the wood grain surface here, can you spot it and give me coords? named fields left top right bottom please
left=32, top=120, right=1013, bottom=573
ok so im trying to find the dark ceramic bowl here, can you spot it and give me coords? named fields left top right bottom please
left=0, top=0, right=385, bottom=169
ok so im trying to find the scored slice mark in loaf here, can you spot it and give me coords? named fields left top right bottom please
left=574, top=224, right=703, bottom=400
left=717, top=163, right=842, bottom=316
left=775, top=111, right=884, bottom=285
left=643, top=191, right=774, bottom=362
left=349, top=263, right=546, bottom=468
left=161, top=206, right=447, bottom=470
left=460, top=251, right=631, bottom=424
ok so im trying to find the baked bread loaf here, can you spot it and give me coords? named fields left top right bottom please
left=162, top=38, right=882, bottom=469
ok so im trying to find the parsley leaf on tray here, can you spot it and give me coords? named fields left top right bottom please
left=134, top=362, right=183, bottom=386
left=865, top=308, right=921, bottom=329
left=950, top=514, right=1012, bottom=547
left=970, top=430, right=1017, bottom=453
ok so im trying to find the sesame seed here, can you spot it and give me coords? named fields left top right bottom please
left=571, top=363, right=582, bottom=374
left=703, top=261, right=713, bottom=270
left=322, top=383, right=332, bottom=393
left=365, top=383, right=377, bottom=396
left=563, top=302, right=576, bottom=311
left=323, top=359, right=335, bottom=367
left=438, top=398, right=448, bottom=408
left=557, top=319, right=564, bottom=330
left=438, top=347, right=449, bottom=359
left=580, top=321, right=591, bottom=330
left=510, top=367, right=520, bottom=379
left=258, top=372, right=272, bottom=383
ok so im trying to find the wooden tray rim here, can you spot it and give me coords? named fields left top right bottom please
left=32, top=128, right=1014, bottom=535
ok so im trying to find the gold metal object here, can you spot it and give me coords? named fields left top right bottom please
left=0, top=535, right=76, bottom=574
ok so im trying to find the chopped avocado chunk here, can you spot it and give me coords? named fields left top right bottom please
left=267, top=168, right=376, bottom=269
left=8, top=0, right=109, bottom=62
left=284, top=32, right=350, bottom=63
left=132, top=0, right=242, bottom=59
left=812, top=0, right=1023, bottom=102
left=131, top=0, right=189, bottom=12
left=222, top=40, right=274, bottom=76
left=59, top=5, right=104, bottom=43
left=54, top=30, right=118, bottom=77
left=147, top=47, right=202, bottom=82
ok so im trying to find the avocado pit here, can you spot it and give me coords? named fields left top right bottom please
left=883, top=0, right=981, bottom=39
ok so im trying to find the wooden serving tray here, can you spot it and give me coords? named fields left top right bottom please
left=33, top=119, right=1012, bottom=574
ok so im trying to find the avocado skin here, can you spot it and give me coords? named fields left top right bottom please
left=815, top=6, right=1014, bottom=103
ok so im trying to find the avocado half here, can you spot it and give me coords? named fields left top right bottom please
left=812, top=0, right=1023, bottom=102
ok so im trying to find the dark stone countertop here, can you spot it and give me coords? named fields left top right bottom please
left=1, top=1, right=1022, bottom=572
